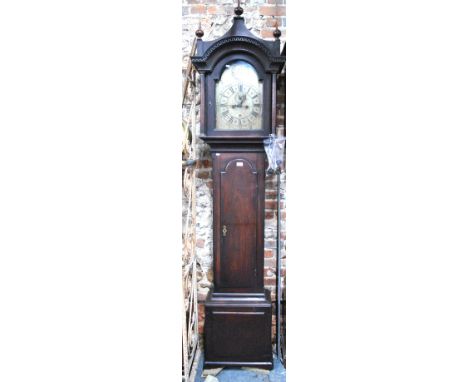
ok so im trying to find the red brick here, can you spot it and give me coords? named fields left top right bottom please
left=265, top=211, right=275, bottom=219
left=264, top=249, right=274, bottom=258
left=199, top=303, right=205, bottom=313
left=190, top=4, right=206, bottom=14
left=266, top=18, right=275, bottom=28
left=200, top=159, right=212, bottom=168
left=261, top=27, right=286, bottom=39
left=260, top=29, right=273, bottom=39
left=259, top=5, right=286, bottom=16
left=207, top=5, right=218, bottom=14
left=266, top=17, right=285, bottom=27
left=197, top=302, right=205, bottom=334
left=265, top=200, right=277, bottom=210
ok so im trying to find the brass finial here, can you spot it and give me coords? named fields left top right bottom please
left=234, top=0, right=243, bottom=16
left=195, top=20, right=204, bottom=38
left=273, top=18, right=281, bottom=39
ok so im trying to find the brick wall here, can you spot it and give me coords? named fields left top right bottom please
left=182, top=0, right=286, bottom=345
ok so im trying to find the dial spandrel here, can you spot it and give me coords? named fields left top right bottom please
left=215, top=61, right=263, bottom=131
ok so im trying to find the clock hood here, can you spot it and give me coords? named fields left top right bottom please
left=191, top=15, right=285, bottom=74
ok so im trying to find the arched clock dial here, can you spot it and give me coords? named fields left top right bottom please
left=215, top=60, right=263, bottom=131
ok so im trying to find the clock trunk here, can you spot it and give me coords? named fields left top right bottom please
left=204, top=149, right=272, bottom=369
left=212, top=152, right=265, bottom=295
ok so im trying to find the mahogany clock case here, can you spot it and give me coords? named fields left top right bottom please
left=191, top=9, right=285, bottom=371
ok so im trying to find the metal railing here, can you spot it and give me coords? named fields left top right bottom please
left=182, top=38, right=201, bottom=382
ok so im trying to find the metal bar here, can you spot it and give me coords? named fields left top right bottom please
left=276, top=170, right=282, bottom=361
left=182, top=285, right=189, bottom=379
left=182, top=159, right=197, bottom=168
left=187, top=342, right=199, bottom=382
left=182, top=38, right=197, bottom=106
left=182, top=57, right=200, bottom=381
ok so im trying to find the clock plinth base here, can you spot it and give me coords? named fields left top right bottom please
left=203, top=289, right=273, bottom=370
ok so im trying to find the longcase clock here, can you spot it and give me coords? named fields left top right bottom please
left=191, top=4, right=285, bottom=370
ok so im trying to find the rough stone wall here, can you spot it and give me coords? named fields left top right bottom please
left=181, top=0, right=286, bottom=344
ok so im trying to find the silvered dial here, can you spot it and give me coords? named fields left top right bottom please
left=215, top=61, right=263, bottom=131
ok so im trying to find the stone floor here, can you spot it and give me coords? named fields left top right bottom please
left=194, top=354, right=286, bottom=382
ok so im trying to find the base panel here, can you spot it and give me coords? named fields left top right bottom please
left=203, top=360, right=273, bottom=370
left=203, top=289, right=273, bottom=370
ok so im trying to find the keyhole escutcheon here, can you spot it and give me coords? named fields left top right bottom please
left=222, top=225, right=227, bottom=237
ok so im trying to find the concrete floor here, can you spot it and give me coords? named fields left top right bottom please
left=195, top=354, right=286, bottom=382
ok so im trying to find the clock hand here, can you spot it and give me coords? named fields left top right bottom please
left=235, top=91, right=246, bottom=108
left=236, top=93, right=243, bottom=107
